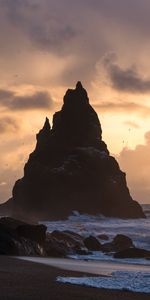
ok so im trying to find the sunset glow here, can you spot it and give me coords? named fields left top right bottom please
left=0, top=0, right=150, bottom=204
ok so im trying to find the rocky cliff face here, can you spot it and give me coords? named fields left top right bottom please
left=2, top=82, right=145, bottom=220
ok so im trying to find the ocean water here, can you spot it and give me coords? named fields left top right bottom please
left=43, top=204, right=150, bottom=254
left=43, top=204, right=150, bottom=293
left=19, top=256, right=150, bottom=293
left=57, top=270, right=150, bottom=293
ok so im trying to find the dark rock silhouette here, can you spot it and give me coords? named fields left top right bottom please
left=0, top=82, right=145, bottom=220
left=0, top=217, right=26, bottom=229
left=16, top=224, right=46, bottom=245
left=50, top=230, right=84, bottom=249
left=44, top=236, right=69, bottom=257
left=45, top=230, right=88, bottom=257
left=114, top=248, right=150, bottom=259
left=0, top=217, right=88, bottom=257
left=1, top=216, right=149, bottom=259
left=84, top=236, right=102, bottom=251
left=102, top=234, right=134, bottom=253
left=0, top=220, right=45, bottom=256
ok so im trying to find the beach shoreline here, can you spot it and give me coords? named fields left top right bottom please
left=0, top=256, right=149, bottom=300
left=18, top=256, right=150, bottom=275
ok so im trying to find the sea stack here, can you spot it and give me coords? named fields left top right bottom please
left=1, top=82, right=145, bottom=220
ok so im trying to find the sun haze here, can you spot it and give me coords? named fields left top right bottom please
left=0, top=1, right=150, bottom=204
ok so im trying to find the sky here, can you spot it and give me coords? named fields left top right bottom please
left=0, top=0, right=150, bottom=204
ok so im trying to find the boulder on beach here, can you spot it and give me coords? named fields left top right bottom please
left=114, top=247, right=150, bottom=259
left=0, top=217, right=26, bottom=230
left=0, top=217, right=90, bottom=258
left=44, top=236, right=69, bottom=258
left=47, top=230, right=88, bottom=256
left=102, top=234, right=134, bottom=253
left=16, top=224, right=47, bottom=245
left=0, top=221, right=44, bottom=256
left=50, top=230, right=84, bottom=246
left=0, top=82, right=145, bottom=220
left=84, top=236, right=102, bottom=251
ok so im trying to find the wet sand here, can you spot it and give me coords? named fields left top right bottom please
left=18, top=256, right=150, bottom=275
left=0, top=256, right=149, bottom=300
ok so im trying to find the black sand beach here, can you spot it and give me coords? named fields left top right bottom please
left=0, top=256, right=149, bottom=300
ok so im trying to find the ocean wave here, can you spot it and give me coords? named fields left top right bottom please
left=57, top=270, right=150, bottom=293
left=42, top=204, right=150, bottom=266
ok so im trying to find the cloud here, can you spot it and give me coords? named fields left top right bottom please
left=124, top=121, right=140, bottom=129
left=2, top=0, right=77, bottom=54
left=1, top=0, right=150, bottom=206
left=0, top=90, right=53, bottom=111
left=9, top=92, right=53, bottom=110
left=0, top=182, right=7, bottom=186
left=117, top=131, right=150, bottom=203
left=94, top=101, right=150, bottom=116
left=0, top=89, right=13, bottom=99
left=2, top=0, right=150, bottom=89
left=0, top=116, right=20, bottom=134
left=0, top=132, right=35, bottom=202
left=103, top=53, right=150, bottom=93
left=0, top=165, right=20, bottom=202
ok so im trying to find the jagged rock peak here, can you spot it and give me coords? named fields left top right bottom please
left=36, top=117, right=51, bottom=150
left=37, top=117, right=51, bottom=136
left=43, top=117, right=51, bottom=131
left=76, top=81, right=83, bottom=89
left=1, top=82, right=145, bottom=221
left=63, top=82, right=89, bottom=106
left=52, top=82, right=102, bottom=144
